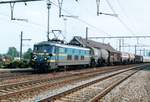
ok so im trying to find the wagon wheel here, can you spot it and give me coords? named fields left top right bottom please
left=91, top=60, right=96, bottom=68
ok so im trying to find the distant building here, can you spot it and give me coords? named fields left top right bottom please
left=69, top=36, right=117, bottom=52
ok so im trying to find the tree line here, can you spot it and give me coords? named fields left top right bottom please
left=0, top=47, right=33, bottom=68
left=3, top=47, right=32, bottom=60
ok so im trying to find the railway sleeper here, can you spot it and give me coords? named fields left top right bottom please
left=0, top=90, right=9, bottom=95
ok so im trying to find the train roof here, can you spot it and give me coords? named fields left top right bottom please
left=34, top=41, right=90, bottom=51
left=69, top=36, right=117, bottom=52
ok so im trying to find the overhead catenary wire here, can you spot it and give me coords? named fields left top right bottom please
left=0, top=0, right=136, bottom=37
left=116, top=0, right=131, bottom=20
left=105, top=0, right=146, bottom=51
left=51, top=1, right=111, bottom=37
left=116, top=0, right=140, bottom=35
left=0, top=12, right=46, bottom=32
left=105, top=0, right=136, bottom=36
left=0, top=0, right=111, bottom=37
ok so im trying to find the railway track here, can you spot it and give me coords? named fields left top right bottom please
left=0, top=73, right=32, bottom=81
left=0, top=65, right=124, bottom=84
left=0, top=65, right=130, bottom=101
left=0, top=64, right=140, bottom=85
left=39, top=64, right=148, bottom=102
left=0, top=69, right=33, bottom=82
left=0, top=64, right=147, bottom=101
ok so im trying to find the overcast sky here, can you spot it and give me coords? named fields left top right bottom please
left=0, top=0, right=150, bottom=55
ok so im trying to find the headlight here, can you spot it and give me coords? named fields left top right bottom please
left=33, top=55, right=37, bottom=60
left=44, top=57, right=48, bottom=60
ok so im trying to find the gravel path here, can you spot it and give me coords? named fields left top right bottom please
left=100, top=67, right=150, bottom=102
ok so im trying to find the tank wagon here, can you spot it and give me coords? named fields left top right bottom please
left=129, top=53, right=135, bottom=63
left=109, top=51, right=121, bottom=65
left=120, top=52, right=130, bottom=64
left=90, top=47, right=109, bottom=66
left=31, top=37, right=143, bottom=72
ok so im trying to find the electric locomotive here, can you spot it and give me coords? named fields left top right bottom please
left=31, top=40, right=91, bottom=72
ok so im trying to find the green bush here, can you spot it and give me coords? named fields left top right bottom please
left=0, top=62, right=3, bottom=68
left=5, top=60, right=30, bottom=68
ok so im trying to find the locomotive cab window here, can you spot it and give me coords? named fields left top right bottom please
left=34, top=45, right=54, bottom=53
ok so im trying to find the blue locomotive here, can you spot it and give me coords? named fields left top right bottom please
left=31, top=40, right=90, bottom=72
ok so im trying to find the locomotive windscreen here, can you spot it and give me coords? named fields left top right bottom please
left=33, top=45, right=53, bottom=53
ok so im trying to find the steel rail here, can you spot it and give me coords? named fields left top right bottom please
left=0, top=65, right=131, bottom=89
left=89, top=69, right=140, bottom=102
left=39, top=64, right=147, bottom=102
left=0, top=65, right=133, bottom=100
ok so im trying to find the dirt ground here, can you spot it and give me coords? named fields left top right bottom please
left=100, top=67, right=150, bottom=102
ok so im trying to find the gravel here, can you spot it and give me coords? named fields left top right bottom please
left=3, top=65, right=149, bottom=102
left=100, top=67, right=150, bottom=102
left=22, top=68, right=129, bottom=102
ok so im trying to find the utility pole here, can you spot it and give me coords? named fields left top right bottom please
left=96, top=0, right=100, bottom=16
left=20, top=31, right=31, bottom=60
left=119, top=39, right=121, bottom=52
left=122, top=39, right=124, bottom=52
left=0, top=0, right=42, bottom=21
left=96, top=0, right=118, bottom=17
left=20, top=32, right=23, bottom=60
left=135, top=45, right=137, bottom=55
left=143, top=48, right=145, bottom=56
left=86, top=27, right=88, bottom=40
left=47, top=0, right=51, bottom=41
left=58, top=0, right=63, bottom=18
left=140, top=49, right=141, bottom=55
left=63, top=18, right=67, bottom=37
